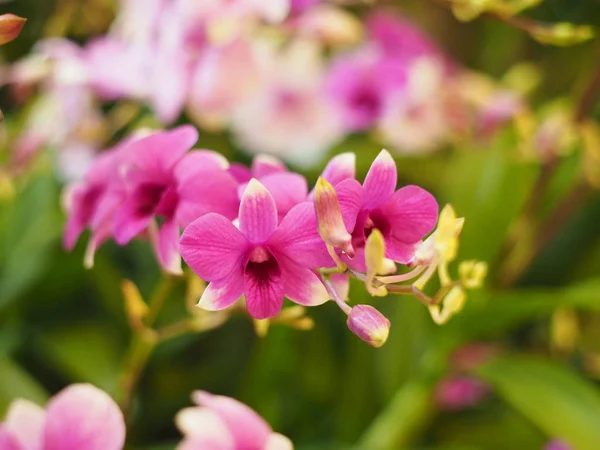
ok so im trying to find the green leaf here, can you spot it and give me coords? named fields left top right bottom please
left=356, top=378, right=434, bottom=450
left=0, top=357, right=48, bottom=415
left=0, top=173, right=62, bottom=309
left=34, top=323, right=122, bottom=393
left=475, top=356, right=600, bottom=450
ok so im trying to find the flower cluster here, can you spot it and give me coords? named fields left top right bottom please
left=64, top=125, right=486, bottom=346
left=0, top=1, right=521, bottom=180
left=0, top=384, right=291, bottom=450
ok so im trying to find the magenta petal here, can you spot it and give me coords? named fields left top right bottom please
left=269, top=202, right=332, bottom=268
left=198, top=271, right=245, bottom=311
left=0, top=426, right=21, bottom=450
left=43, top=384, right=125, bottom=450
left=320, top=153, right=355, bottom=187
left=4, top=399, right=45, bottom=450
left=176, top=169, right=240, bottom=227
left=383, top=185, right=439, bottom=243
left=244, top=258, right=284, bottom=319
left=251, top=154, right=286, bottom=178
left=335, top=178, right=364, bottom=232
left=128, top=125, right=198, bottom=175
left=155, top=220, right=182, bottom=275
left=239, top=180, right=278, bottom=244
left=344, top=247, right=367, bottom=272
left=175, top=151, right=229, bottom=184
left=177, top=437, right=233, bottom=450
left=228, top=164, right=252, bottom=183
left=385, top=236, right=419, bottom=264
left=192, top=392, right=272, bottom=450
left=279, top=257, right=329, bottom=306
left=362, top=150, right=397, bottom=209
left=112, top=194, right=153, bottom=245
left=259, top=173, right=308, bottom=218
left=180, top=214, right=247, bottom=281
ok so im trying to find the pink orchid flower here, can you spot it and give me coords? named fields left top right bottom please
left=176, top=391, right=292, bottom=450
left=180, top=179, right=331, bottom=319
left=333, top=150, right=438, bottom=270
left=229, top=155, right=308, bottom=220
left=0, top=384, right=125, bottom=450
left=63, top=138, right=130, bottom=267
left=112, top=125, right=239, bottom=274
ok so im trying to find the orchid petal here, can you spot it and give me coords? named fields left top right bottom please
left=175, top=151, right=230, bottom=184
left=43, top=384, right=125, bottom=450
left=0, top=426, right=21, bottom=450
left=228, top=164, right=252, bottom=183
left=112, top=191, right=154, bottom=245
left=244, top=257, right=284, bottom=319
left=362, top=150, right=397, bottom=209
left=127, top=125, right=198, bottom=175
left=198, top=271, right=245, bottom=312
left=177, top=170, right=240, bottom=227
left=251, top=154, right=286, bottom=178
left=192, top=392, right=272, bottom=450
left=385, top=235, right=419, bottom=264
left=383, top=185, right=438, bottom=243
left=180, top=213, right=247, bottom=281
left=319, top=152, right=355, bottom=187
left=335, top=178, right=364, bottom=232
left=155, top=220, right=182, bottom=275
left=175, top=407, right=234, bottom=449
left=4, top=399, right=45, bottom=450
left=239, top=179, right=278, bottom=244
left=259, top=173, right=308, bottom=218
left=279, top=256, right=329, bottom=306
left=270, top=202, right=332, bottom=268
left=266, top=433, right=294, bottom=450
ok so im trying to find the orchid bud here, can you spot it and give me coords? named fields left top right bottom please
left=121, top=279, right=149, bottom=331
left=0, top=14, right=26, bottom=46
left=434, top=205, right=463, bottom=263
left=459, top=260, right=488, bottom=289
left=429, top=286, right=467, bottom=325
left=314, top=177, right=354, bottom=257
left=346, top=305, right=390, bottom=348
left=531, top=22, right=594, bottom=47
left=365, top=229, right=395, bottom=296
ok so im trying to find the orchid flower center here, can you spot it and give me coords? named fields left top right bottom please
left=245, top=246, right=280, bottom=283
left=353, top=209, right=391, bottom=248
left=136, top=182, right=178, bottom=221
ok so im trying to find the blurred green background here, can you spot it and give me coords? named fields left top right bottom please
left=2, top=0, right=600, bottom=449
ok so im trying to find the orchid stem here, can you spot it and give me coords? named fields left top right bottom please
left=323, top=276, right=352, bottom=315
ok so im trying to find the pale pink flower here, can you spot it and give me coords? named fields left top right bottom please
left=231, top=41, right=343, bottom=166
left=176, top=391, right=292, bottom=450
left=332, top=150, right=438, bottom=271
left=111, top=126, right=239, bottom=274
left=188, top=38, right=262, bottom=129
left=378, top=57, right=451, bottom=154
left=0, top=384, right=125, bottom=450
left=180, top=179, right=331, bottom=319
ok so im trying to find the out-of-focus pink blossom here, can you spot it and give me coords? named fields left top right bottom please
left=231, top=41, right=343, bottom=166
left=111, top=126, right=239, bottom=274
left=449, top=342, right=499, bottom=371
left=434, top=376, right=490, bottom=411
left=544, top=440, right=573, bottom=450
left=0, top=384, right=125, bottom=450
left=176, top=390, right=293, bottom=450
left=366, top=10, right=442, bottom=61
left=325, top=50, right=407, bottom=131
left=188, top=38, right=262, bottom=129
left=378, top=57, right=451, bottom=154
left=330, top=149, right=438, bottom=270
left=181, top=179, right=332, bottom=319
